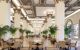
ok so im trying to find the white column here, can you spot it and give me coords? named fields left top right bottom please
left=0, top=1, right=11, bottom=26
left=0, top=1, right=11, bottom=40
left=55, top=0, right=65, bottom=42
left=13, top=13, right=22, bottom=38
left=79, top=19, right=80, bottom=39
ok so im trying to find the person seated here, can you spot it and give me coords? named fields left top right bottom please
left=32, top=43, right=42, bottom=50
left=34, top=46, right=40, bottom=50
left=32, top=47, right=40, bottom=50
left=9, top=42, right=16, bottom=50
left=10, top=47, right=16, bottom=50
left=64, top=45, right=69, bottom=50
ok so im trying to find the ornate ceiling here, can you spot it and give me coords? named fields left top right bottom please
left=11, top=0, right=80, bottom=33
left=11, top=0, right=80, bottom=18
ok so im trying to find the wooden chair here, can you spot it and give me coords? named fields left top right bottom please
left=58, top=41, right=66, bottom=48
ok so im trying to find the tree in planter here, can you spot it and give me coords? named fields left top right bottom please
left=49, top=26, right=57, bottom=37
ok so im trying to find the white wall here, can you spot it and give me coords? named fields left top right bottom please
left=65, top=9, right=80, bottom=39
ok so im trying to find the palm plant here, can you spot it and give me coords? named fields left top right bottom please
left=49, top=26, right=57, bottom=35
left=9, top=26, right=17, bottom=36
left=0, top=27, right=3, bottom=38
left=2, top=25, right=10, bottom=30
left=19, top=28, right=25, bottom=34
left=64, top=26, right=72, bottom=37
left=42, top=29, right=48, bottom=35
left=25, top=29, right=32, bottom=37
left=0, top=25, right=10, bottom=38
left=19, top=28, right=25, bottom=38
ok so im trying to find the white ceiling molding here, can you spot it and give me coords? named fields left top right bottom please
left=21, top=8, right=26, bottom=16
left=10, top=8, right=14, bottom=14
left=65, top=9, right=80, bottom=19
left=12, top=0, right=21, bottom=8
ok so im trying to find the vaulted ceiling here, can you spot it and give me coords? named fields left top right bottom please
left=11, top=0, right=80, bottom=18
left=11, top=0, right=80, bottom=33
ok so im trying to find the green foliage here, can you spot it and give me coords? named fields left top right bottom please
left=64, top=26, right=72, bottom=36
left=41, top=25, right=57, bottom=35
left=9, top=26, right=17, bottom=35
left=0, top=25, right=10, bottom=37
left=49, top=26, right=57, bottom=35
left=42, top=30, right=48, bottom=34
left=51, top=16, right=55, bottom=18
left=0, top=27, right=3, bottom=37
left=2, top=25, right=10, bottom=31
left=25, top=29, right=32, bottom=34
left=19, top=28, right=25, bottom=33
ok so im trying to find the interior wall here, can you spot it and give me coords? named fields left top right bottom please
left=65, top=10, right=80, bottom=39
left=65, top=11, right=80, bottom=25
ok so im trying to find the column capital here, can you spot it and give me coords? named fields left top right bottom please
left=54, top=0, right=64, bottom=3
left=0, top=0, right=10, bottom=3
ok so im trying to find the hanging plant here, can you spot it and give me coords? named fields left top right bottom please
left=49, top=26, right=57, bottom=35
left=9, top=26, right=17, bottom=35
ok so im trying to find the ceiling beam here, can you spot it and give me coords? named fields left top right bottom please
left=54, top=0, right=64, bottom=3
left=65, top=0, right=80, bottom=12
left=21, top=5, right=32, bottom=10
left=35, top=4, right=55, bottom=7
left=30, top=0, right=36, bottom=17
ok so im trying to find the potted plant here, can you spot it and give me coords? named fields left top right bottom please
left=0, top=26, right=8, bottom=48
left=0, top=25, right=10, bottom=38
left=48, top=26, right=57, bottom=45
left=19, top=28, right=25, bottom=39
left=64, top=26, right=72, bottom=38
left=9, top=26, right=17, bottom=36
left=42, top=29, right=48, bottom=35
left=49, top=26, right=57, bottom=37
left=25, top=29, right=32, bottom=38
left=41, top=30, right=48, bottom=39
left=19, top=28, right=25, bottom=34
left=0, top=27, right=4, bottom=38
